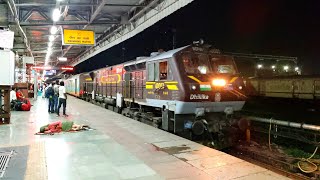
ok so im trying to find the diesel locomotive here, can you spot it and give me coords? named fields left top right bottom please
left=64, top=44, right=247, bottom=148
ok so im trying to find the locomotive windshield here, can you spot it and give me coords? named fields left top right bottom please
left=180, top=51, right=236, bottom=75
left=181, top=52, right=212, bottom=74
left=210, top=55, right=236, bottom=74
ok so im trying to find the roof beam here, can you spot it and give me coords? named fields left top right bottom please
left=36, top=9, right=50, bottom=21
left=13, top=21, right=119, bottom=27
left=88, top=0, right=107, bottom=25
left=62, top=0, right=108, bottom=57
left=21, top=8, right=34, bottom=22
left=15, top=3, right=145, bottom=7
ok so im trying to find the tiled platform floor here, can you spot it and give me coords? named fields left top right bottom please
left=0, top=97, right=292, bottom=180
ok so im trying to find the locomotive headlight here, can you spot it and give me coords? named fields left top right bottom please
left=212, top=79, right=226, bottom=87
left=191, top=85, right=197, bottom=90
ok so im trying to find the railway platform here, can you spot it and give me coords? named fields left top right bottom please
left=0, top=97, right=291, bottom=180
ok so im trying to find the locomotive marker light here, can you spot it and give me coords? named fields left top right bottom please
left=212, top=79, right=226, bottom=87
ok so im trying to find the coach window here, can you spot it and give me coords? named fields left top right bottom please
left=154, top=62, right=159, bottom=81
left=147, top=63, right=155, bottom=81
left=159, top=61, right=168, bottom=80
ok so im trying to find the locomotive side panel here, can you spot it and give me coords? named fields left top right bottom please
left=146, top=57, right=182, bottom=102
left=131, top=70, right=146, bottom=100
left=96, top=65, right=125, bottom=98
left=65, top=75, right=80, bottom=97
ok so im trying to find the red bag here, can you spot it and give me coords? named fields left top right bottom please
left=21, top=99, right=31, bottom=111
left=21, top=103, right=30, bottom=111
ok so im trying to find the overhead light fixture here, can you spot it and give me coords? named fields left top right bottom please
left=52, top=8, right=61, bottom=22
left=50, top=26, right=58, bottom=34
left=58, top=57, right=67, bottom=61
left=49, top=35, right=54, bottom=42
left=257, top=64, right=263, bottom=69
left=47, top=48, right=52, bottom=55
left=48, top=42, right=53, bottom=47
left=295, top=67, right=299, bottom=71
left=271, top=65, right=276, bottom=69
left=283, top=65, right=289, bottom=71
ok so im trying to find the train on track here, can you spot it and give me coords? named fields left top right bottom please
left=246, top=75, right=320, bottom=100
left=63, top=44, right=247, bottom=148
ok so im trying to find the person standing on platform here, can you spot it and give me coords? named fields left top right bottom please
left=53, top=80, right=60, bottom=113
left=46, top=83, right=55, bottom=113
left=57, top=81, right=68, bottom=117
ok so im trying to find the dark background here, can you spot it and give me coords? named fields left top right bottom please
left=75, top=0, right=320, bottom=75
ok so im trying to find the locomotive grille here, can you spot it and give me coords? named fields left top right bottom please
left=0, top=151, right=13, bottom=178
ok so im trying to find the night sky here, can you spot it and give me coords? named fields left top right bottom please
left=75, top=0, right=320, bottom=75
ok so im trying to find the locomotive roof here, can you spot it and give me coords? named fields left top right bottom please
left=123, top=45, right=189, bottom=67
left=147, top=46, right=189, bottom=62
left=77, top=45, right=190, bottom=75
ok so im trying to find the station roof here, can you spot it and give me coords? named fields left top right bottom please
left=5, top=0, right=147, bottom=65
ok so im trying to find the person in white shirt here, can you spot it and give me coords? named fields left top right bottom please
left=57, top=81, right=68, bottom=116
left=10, top=88, right=17, bottom=102
left=10, top=87, right=18, bottom=110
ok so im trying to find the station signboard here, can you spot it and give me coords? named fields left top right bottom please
left=62, top=29, right=95, bottom=46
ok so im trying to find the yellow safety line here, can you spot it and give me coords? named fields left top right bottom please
left=233, top=89, right=247, bottom=98
left=146, top=85, right=153, bottom=89
left=188, top=76, right=202, bottom=83
left=229, top=90, right=240, bottom=97
left=229, top=77, right=238, bottom=83
left=166, top=85, right=179, bottom=90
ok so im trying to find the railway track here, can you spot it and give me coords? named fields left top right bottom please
left=227, top=144, right=319, bottom=180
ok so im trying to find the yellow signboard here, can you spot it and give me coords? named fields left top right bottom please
left=62, top=29, right=95, bottom=46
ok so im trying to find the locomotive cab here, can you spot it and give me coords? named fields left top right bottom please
left=145, top=45, right=246, bottom=148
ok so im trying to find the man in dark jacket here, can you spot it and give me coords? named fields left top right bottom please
left=46, top=83, right=55, bottom=113
left=53, top=80, right=60, bottom=113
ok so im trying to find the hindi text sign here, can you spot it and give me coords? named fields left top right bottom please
left=62, top=29, right=95, bottom=46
